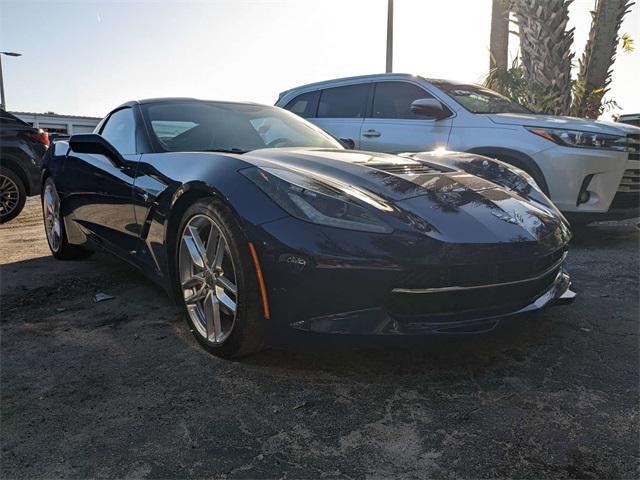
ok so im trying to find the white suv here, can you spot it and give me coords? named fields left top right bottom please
left=276, top=73, right=640, bottom=222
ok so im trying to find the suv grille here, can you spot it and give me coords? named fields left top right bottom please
left=611, top=135, right=640, bottom=209
left=628, top=134, right=639, bottom=161
left=617, top=169, right=640, bottom=193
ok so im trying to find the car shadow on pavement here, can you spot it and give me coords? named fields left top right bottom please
left=2, top=219, right=637, bottom=479
left=1, top=218, right=636, bottom=380
left=569, top=219, right=639, bottom=248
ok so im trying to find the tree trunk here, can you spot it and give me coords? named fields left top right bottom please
left=574, top=0, right=633, bottom=118
left=512, top=0, right=575, bottom=115
left=490, top=0, right=510, bottom=71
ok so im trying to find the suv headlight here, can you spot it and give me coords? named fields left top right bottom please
left=527, top=127, right=628, bottom=152
left=241, top=167, right=393, bottom=233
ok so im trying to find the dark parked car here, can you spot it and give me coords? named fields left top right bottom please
left=41, top=98, right=575, bottom=358
left=0, top=109, right=49, bottom=222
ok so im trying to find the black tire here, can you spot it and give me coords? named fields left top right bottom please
left=175, top=198, right=264, bottom=358
left=42, top=177, right=93, bottom=260
left=0, top=167, right=26, bottom=223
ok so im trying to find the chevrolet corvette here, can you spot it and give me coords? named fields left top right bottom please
left=41, top=98, right=575, bottom=358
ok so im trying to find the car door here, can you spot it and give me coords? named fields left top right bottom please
left=310, top=83, right=371, bottom=149
left=63, top=107, right=141, bottom=257
left=359, top=81, right=453, bottom=153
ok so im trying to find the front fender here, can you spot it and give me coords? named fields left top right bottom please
left=135, top=152, right=289, bottom=288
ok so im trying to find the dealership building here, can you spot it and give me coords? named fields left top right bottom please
left=10, top=111, right=101, bottom=135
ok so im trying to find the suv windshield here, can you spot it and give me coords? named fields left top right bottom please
left=430, top=80, right=531, bottom=114
left=142, top=102, right=342, bottom=153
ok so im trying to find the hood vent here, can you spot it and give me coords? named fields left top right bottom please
left=373, top=163, right=441, bottom=176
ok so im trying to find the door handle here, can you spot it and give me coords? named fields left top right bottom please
left=363, top=129, right=381, bottom=138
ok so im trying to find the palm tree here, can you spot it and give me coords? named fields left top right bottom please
left=512, top=0, right=574, bottom=115
left=489, top=0, right=510, bottom=72
left=573, top=0, right=634, bottom=118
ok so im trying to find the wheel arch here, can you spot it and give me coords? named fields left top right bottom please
left=163, top=183, right=247, bottom=301
left=466, top=147, right=550, bottom=195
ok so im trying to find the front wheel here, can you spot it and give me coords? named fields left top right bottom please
left=176, top=199, right=264, bottom=358
left=0, top=167, right=26, bottom=223
left=42, top=177, right=92, bottom=260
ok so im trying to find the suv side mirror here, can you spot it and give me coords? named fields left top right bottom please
left=410, top=98, right=448, bottom=119
left=69, top=134, right=126, bottom=167
left=339, top=137, right=355, bottom=149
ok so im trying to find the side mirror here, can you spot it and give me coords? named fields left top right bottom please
left=339, top=137, right=355, bottom=149
left=410, top=98, right=448, bottom=119
left=69, top=134, right=126, bottom=167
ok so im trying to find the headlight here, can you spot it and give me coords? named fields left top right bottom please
left=527, top=127, right=628, bottom=151
left=241, top=167, right=393, bottom=233
left=507, top=164, right=541, bottom=191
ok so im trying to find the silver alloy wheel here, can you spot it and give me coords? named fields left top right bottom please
left=0, top=174, right=20, bottom=218
left=179, top=214, right=238, bottom=344
left=43, top=181, right=62, bottom=252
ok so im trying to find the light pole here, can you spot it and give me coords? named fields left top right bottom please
left=386, top=0, right=394, bottom=73
left=0, top=51, right=22, bottom=111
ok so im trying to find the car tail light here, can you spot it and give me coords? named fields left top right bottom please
left=25, top=130, right=50, bottom=146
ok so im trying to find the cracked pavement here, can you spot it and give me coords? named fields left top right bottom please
left=1, top=202, right=638, bottom=478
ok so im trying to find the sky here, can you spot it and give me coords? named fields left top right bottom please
left=0, top=0, right=638, bottom=120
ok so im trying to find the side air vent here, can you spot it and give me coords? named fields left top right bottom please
left=373, top=163, right=440, bottom=175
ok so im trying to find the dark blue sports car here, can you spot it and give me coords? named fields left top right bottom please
left=41, top=98, right=575, bottom=357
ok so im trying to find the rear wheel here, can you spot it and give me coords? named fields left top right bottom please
left=42, top=177, right=92, bottom=260
left=0, top=167, right=26, bottom=223
left=176, top=199, right=264, bottom=358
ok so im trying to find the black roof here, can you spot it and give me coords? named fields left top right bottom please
left=115, top=97, right=266, bottom=110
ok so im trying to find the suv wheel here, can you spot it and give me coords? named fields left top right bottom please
left=0, top=167, right=26, bottom=223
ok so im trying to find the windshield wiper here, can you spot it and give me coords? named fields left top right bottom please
left=203, top=148, right=247, bottom=154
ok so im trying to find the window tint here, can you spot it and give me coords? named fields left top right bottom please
left=284, top=91, right=318, bottom=118
left=430, top=80, right=530, bottom=114
left=143, top=102, right=342, bottom=153
left=317, top=84, right=369, bottom=118
left=101, top=108, right=136, bottom=154
left=372, top=82, right=433, bottom=119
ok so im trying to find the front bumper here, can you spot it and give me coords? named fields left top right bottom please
left=290, top=268, right=574, bottom=336
left=252, top=216, right=573, bottom=337
left=533, top=144, right=639, bottom=217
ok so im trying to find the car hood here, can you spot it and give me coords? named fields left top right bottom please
left=486, top=112, right=640, bottom=135
left=239, top=148, right=570, bottom=247
left=241, top=148, right=491, bottom=202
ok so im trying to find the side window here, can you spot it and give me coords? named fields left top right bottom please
left=317, top=84, right=369, bottom=118
left=100, top=108, right=136, bottom=154
left=372, top=82, right=434, bottom=119
left=284, top=91, right=318, bottom=118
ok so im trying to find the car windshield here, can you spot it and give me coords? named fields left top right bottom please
left=143, top=102, right=342, bottom=153
left=430, top=81, right=531, bottom=114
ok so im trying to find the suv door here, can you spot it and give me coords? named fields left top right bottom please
left=360, top=81, right=453, bottom=153
left=312, top=83, right=371, bottom=148
left=63, top=107, right=141, bottom=256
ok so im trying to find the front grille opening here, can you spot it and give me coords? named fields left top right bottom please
left=610, top=191, right=640, bottom=209
left=385, top=248, right=566, bottom=321
left=617, top=169, right=640, bottom=193
left=386, top=267, right=559, bottom=320
left=396, top=248, right=565, bottom=290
